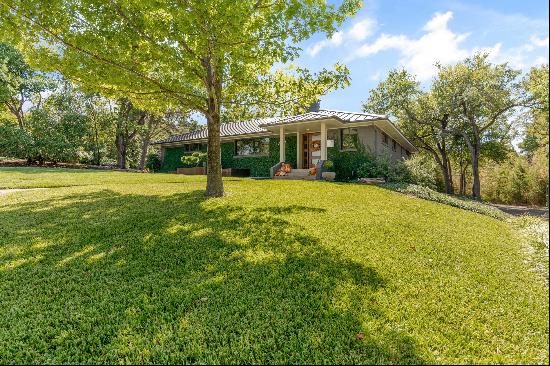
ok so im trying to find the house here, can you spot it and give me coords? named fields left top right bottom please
left=154, top=104, right=416, bottom=178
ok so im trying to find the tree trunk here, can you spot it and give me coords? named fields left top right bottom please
left=138, top=116, right=153, bottom=170
left=115, top=134, right=126, bottom=169
left=470, top=143, right=481, bottom=200
left=205, top=112, right=224, bottom=197
left=202, top=55, right=224, bottom=197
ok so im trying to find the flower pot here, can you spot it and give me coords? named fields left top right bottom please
left=322, top=171, right=336, bottom=181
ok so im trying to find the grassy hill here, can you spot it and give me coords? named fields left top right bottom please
left=0, top=168, right=548, bottom=364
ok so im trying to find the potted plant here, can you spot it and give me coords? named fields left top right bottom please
left=321, top=160, right=336, bottom=181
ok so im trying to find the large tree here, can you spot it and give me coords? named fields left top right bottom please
left=434, top=54, right=525, bottom=200
left=364, top=69, right=457, bottom=194
left=0, top=0, right=358, bottom=196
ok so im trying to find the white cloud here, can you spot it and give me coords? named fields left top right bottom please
left=483, top=35, right=549, bottom=70
left=307, top=31, right=344, bottom=57
left=351, top=11, right=470, bottom=80
left=530, top=35, right=549, bottom=48
left=349, top=18, right=377, bottom=41
left=307, top=18, right=377, bottom=57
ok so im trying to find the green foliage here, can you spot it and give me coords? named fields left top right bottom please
left=0, top=168, right=547, bottom=364
left=0, top=120, right=34, bottom=158
left=328, top=147, right=372, bottom=181
left=322, top=160, right=334, bottom=171
left=161, top=147, right=185, bottom=172
left=403, top=154, right=442, bottom=191
left=386, top=183, right=509, bottom=220
left=481, top=152, right=549, bottom=206
left=145, top=153, right=161, bottom=172
left=181, top=151, right=207, bottom=167
left=0, top=43, right=54, bottom=126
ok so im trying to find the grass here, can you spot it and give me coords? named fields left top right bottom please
left=0, top=167, right=548, bottom=364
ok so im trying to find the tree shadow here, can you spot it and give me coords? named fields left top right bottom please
left=0, top=189, right=424, bottom=364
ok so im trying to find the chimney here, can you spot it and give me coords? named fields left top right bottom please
left=307, top=100, right=320, bottom=112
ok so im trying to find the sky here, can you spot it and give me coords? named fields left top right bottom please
left=293, top=0, right=549, bottom=112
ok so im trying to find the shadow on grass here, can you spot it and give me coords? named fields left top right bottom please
left=0, top=190, right=423, bottom=364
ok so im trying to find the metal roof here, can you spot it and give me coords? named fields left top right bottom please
left=154, top=110, right=387, bottom=145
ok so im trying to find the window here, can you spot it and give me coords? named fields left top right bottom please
left=381, top=132, right=389, bottom=145
left=340, top=128, right=358, bottom=150
left=183, top=143, right=204, bottom=152
left=235, top=137, right=270, bottom=156
left=392, top=140, right=397, bottom=151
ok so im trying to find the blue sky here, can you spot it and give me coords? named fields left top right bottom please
left=293, top=0, right=549, bottom=112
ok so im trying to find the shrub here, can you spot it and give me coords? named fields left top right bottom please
left=403, top=154, right=441, bottom=191
left=322, top=160, right=334, bottom=171
left=386, top=183, right=509, bottom=220
left=145, top=153, right=162, bottom=172
left=356, top=153, right=412, bottom=184
left=0, top=121, right=35, bottom=160
left=181, top=151, right=207, bottom=167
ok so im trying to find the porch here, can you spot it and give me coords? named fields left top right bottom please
left=267, top=119, right=337, bottom=180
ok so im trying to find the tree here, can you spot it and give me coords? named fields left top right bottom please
left=364, top=69, right=456, bottom=194
left=0, top=0, right=359, bottom=196
left=0, top=43, right=52, bottom=128
left=114, top=98, right=147, bottom=169
left=520, top=64, right=549, bottom=155
left=433, top=54, right=525, bottom=200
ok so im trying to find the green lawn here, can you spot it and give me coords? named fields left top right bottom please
left=0, top=167, right=548, bottom=364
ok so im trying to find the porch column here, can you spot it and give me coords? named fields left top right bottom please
left=320, top=122, right=327, bottom=161
left=279, top=126, right=285, bottom=162
left=296, top=131, right=302, bottom=168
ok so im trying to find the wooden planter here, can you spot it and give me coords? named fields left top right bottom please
left=176, top=167, right=206, bottom=175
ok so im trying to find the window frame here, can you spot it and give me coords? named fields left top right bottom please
left=234, top=137, right=270, bottom=157
left=381, top=131, right=389, bottom=145
left=340, top=128, right=358, bottom=151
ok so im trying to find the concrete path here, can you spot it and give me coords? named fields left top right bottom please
left=490, top=203, right=549, bottom=220
left=0, top=188, right=46, bottom=196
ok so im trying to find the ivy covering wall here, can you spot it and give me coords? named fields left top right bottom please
left=161, top=135, right=297, bottom=177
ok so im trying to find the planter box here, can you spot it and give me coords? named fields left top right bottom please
left=321, top=171, right=336, bottom=181
left=222, top=168, right=250, bottom=177
left=176, top=167, right=206, bottom=175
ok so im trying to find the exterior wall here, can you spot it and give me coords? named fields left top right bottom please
left=160, top=136, right=297, bottom=177
left=357, top=126, right=409, bottom=161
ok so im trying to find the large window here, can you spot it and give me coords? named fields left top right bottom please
left=340, top=128, right=358, bottom=150
left=183, top=143, right=204, bottom=152
left=235, top=137, right=270, bottom=156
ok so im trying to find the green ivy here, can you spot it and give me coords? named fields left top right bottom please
left=162, top=136, right=297, bottom=177
left=221, top=136, right=297, bottom=177
left=160, top=147, right=185, bottom=172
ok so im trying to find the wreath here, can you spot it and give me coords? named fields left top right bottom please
left=311, top=140, right=321, bottom=151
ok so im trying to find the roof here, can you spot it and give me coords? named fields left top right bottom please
left=154, top=110, right=387, bottom=145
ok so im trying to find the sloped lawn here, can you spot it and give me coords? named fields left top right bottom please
left=0, top=168, right=548, bottom=364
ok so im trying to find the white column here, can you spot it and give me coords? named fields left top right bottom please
left=320, top=122, right=327, bottom=161
left=279, top=126, right=285, bottom=162
left=296, top=131, right=302, bottom=168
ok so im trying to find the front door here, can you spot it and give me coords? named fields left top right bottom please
left=302, top=133, right=321, bottom=169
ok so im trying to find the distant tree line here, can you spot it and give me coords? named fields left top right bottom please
left=0, top=43, right=199, bottom=169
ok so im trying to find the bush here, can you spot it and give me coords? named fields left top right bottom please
left=403, top=154, right=441, bottom=191
left=356, top=153, right=412, bottom=184
left=322, top=160, right=334, bottom=171
left=181, top=151, right=207, bottom=167
left=481, top=152, right=549, bottom=206
left=385, top=183, right=509, bottom=220
left=145, top=153, right=162, bottom=172
left=0, top=121, right=35, bottom=160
